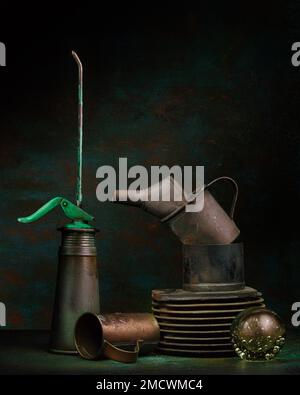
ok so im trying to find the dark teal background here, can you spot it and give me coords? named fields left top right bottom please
left=0, top=2, right=299, bottom=329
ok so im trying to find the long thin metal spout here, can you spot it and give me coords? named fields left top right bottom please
left=72, top=50, right=83, bottom=207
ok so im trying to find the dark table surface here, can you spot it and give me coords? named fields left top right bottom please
left=0, top=330, right=299, bottom=375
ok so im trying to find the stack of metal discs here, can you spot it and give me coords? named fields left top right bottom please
left=152, top=287, right=265, bottom=357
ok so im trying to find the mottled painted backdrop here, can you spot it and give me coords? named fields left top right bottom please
left=0, top=3, right=300, bottom=329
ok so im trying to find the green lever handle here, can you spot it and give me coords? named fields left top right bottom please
left=18, top=197, right=94, bottom=229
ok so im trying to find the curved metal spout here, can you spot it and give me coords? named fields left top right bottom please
left=112, top=176, right=240, bottom=245
left=112, top=176, right=187, bottom=219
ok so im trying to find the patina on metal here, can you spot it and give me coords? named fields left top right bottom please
left=17, top=214, right=100, bottom=354
left=75, top=313, right=160, bottom=362
left=49, top=227, right=99, bottom=354
left=183, top=243, right=245, bottom=291
left=113, top=176, right=240, bottom=245
left=17, top=51, right=100, bottom=354
left=112, top=174, right=268, bottom=357
left=152, top=287, right=265, bottom=357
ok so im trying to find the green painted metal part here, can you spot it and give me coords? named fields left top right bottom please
left=17, top=197, right=94, bottom=229
left=17, top=53, right=92, bottom=230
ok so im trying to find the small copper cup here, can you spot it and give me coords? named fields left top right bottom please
left=75, top=312, right=160, bottom=363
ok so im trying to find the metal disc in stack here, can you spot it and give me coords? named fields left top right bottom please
left=152, top=287, right=264, bottom=357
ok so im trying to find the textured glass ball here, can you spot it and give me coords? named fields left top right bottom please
left=231, top=307, right=285, bottom=361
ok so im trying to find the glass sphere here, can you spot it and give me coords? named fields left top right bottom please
left=231, top=307, right=285, bottom=361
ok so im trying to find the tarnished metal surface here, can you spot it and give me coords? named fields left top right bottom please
left=155, top=315, right=237, bottom=321
left=163, top=335, right=231, bottom=341
left=75, top=312, right=160, bottom=362
left=59, top=227, right=97, bottom=255
left=157, top=322, right=233, bottom=328
left=152, top=298, right=265, bottom=308
left=102, top=339, right=143, bottom=363
left=152, top=287, right=262, bottom=302
left=152, top=287, right=264, bottom=357
left=49, top=227, right=100, bottom=354
left=183, top=243, right=244, bottom=291
left=168, top=193, right=239, bottom=245
left=113, top=176, right=240, bottom=245
left=152, top=307, right=261, bottom=314
left=159, top=328, right=231, bottom=335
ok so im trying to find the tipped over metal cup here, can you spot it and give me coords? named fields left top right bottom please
left=75, top=313, right=160, bottom=363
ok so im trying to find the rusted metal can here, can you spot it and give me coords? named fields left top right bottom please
left=183, top=243, right=245, bottom=291
left=113, top=176, right=240, bottom=245
left=75, top=313, right=160, bottom=362
left=165, top=177, right=240, bottom=245
left=49, top=227, right=100, bottom=354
